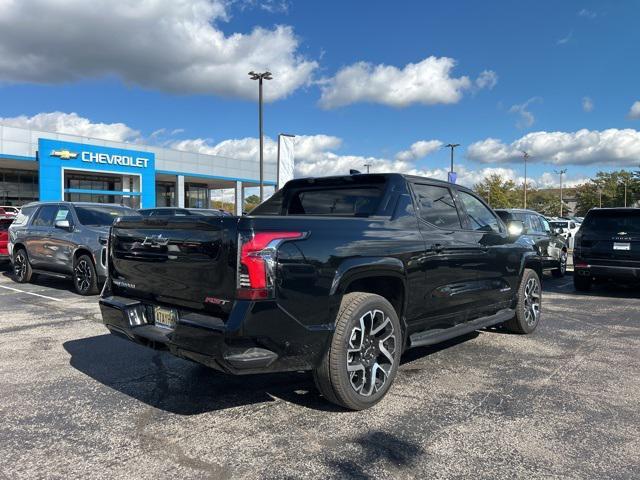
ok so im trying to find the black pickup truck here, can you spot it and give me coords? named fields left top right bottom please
left=100, top=173, right=542, bottom=410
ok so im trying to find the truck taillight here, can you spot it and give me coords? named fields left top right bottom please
left=237, top=231, right=305, bottom=300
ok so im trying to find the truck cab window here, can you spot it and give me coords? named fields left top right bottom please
left=458, top=192, right=502, bottom=233
left=411, top=184, right=461, bottom=229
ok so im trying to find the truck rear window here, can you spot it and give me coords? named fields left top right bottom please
left=582, top=210, right=640, bottom=234
left=252, top=186, right=384, bottom=217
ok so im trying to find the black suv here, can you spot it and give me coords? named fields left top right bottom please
left=495, top=209, right=568, bottom=277
left=100, top=174, right=543, bottom=410
left=573, top=208, right=640, bottom=291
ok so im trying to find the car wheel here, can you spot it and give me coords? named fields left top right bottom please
left=574, top=274, right=592, bottom=292
left=313, top=292, right=402, bottom=410
left=552, top=251, right=567, bottom=278
left=505, top=268, right=541, bottom=334
left=13, top=248, right=32, bottom=283
left=73, top=254, right=98, bottom=295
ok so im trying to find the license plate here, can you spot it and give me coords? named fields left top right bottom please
left=613, top=242, right=630, bottom=251
left=154, top=306, right=178, bottom=329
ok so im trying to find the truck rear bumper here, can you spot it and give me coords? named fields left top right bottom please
left=99, top=295, right=332, bottom=375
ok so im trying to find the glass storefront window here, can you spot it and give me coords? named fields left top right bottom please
left=156, top=181, right=176, bottom=207
left=0, top=168, right=39, bottom=206
left=185, top=183, right=208, bottom=208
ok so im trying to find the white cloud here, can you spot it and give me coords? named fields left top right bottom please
left=467, top=128, right=640, bottom=166
left=0, top=0, right=316, bottom=101
left=628, top=101, right=640, bottom=120
left=578, top=9, right=597, bottom=19
left=0, top=111, right=139, bottom=141
left=582, top=96, right=594, bottom=112
left=318, top=56, right=496, bottom=109
left=169, top=131, right=590, bottom=190
left=557, top=31, right=573, bottom=45
left=395, top=140, right=443, bottom=162
left=509, top=97, right=541, bottom=129
left=475, top=70, right=498, bottom=90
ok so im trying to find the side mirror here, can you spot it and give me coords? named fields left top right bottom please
left=54, top=219, right=71, bottom=230
left=507, top=220, right=524, bottom=237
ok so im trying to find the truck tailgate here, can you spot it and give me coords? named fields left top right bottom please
left=109, top=216, right=239, bottom=311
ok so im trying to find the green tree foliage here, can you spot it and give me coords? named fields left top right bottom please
left=575, top=170, right=640, bottom=215
left=243, top=194, right=261, bottom=212
left=526, top=189, right=566, bottom=217
left=473, top=174, right=520, bottom=208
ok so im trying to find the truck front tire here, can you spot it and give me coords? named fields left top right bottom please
left=313, top=292, right=402, bottom=410
left=504, top=268, right=541, bottom=334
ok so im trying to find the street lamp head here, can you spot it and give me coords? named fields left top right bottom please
left=248, top=71, right=273, bottom=81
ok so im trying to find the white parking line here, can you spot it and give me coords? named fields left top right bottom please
left=0, top=285, right=62, bottom=302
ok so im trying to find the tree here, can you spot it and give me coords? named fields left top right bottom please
left=473, top=174, right=519, bottom=208
left=575, top=170, right=640, bottom=215
left=243, top=194, right=261, bottom=212
left=526, top=189, right=565, bottom=217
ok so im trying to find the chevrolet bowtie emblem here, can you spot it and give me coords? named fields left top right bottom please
left=51, top=149, right=78, bottom=159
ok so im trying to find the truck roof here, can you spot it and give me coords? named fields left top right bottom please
left=288, top=173, right=473, bottom=193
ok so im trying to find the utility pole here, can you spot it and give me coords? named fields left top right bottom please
left=622, top=175, right=628, bottom=207
left=248, top=71, right=273, bottom=201
left=598, top=188, right=602, bottom=208
left=522, top=151, right=530, bottom=209
left=363, top=163, right=372, bottom=173
left=554, top=168, right=567, bottom=217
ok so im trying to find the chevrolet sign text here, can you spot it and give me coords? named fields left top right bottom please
left=81, top=151, right=150, bottom=168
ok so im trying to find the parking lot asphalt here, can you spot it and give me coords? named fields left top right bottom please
left=0, top=265, right=638, bottom=480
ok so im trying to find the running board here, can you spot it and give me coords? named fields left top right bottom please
left=32, top=269, right=71, bottom=280
left=409, top=308, right=514, bottom=348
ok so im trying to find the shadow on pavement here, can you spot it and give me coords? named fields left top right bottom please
left=64, top=333, right=342, bottom=414
left=325, top=431, right=425, bottom=477
left=1, top=267, right=92, bottom=295
left=64, top=331, right=476, bottom=415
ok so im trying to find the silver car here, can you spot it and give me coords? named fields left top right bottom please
left=8, top=202, right=139, bottom=295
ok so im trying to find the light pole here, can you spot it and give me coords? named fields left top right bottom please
left=597, top=188, right=602, bottom=208
left=554, top=168, right=567, bottom=217
left=363, top=163, right=372, bottom=173
left=522, top=151, right=530, bottom=209
left=444, top=143, right=460, bottom=173
left=249, top=71, right=273, bottom=201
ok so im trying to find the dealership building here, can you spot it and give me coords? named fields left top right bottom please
left=0, top=124, right=285, bottom=215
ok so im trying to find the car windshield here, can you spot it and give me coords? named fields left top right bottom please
left=75, top=206, right=138, bottom=226
left=582, top=210, right=640, bottom=234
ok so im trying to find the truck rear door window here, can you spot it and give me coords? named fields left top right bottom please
left=286, top=187, right=383, bottom=216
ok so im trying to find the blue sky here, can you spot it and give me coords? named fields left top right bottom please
left=0, top=0, right=639, bottom=188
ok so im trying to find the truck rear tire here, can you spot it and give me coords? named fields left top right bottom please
left=313, top=292, right=402, bottom=410
left=504, top=268, right=541, bottom=334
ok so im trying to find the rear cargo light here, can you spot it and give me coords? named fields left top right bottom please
left=237, top=231, right=305, bottom=300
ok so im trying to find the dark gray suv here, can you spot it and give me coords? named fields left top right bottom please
left=8, top=202, right=138, bottom=295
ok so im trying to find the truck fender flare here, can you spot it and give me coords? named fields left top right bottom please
left=521, top=251, right=543, bottom=279
left=330, top=257, right=406, bottom=296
